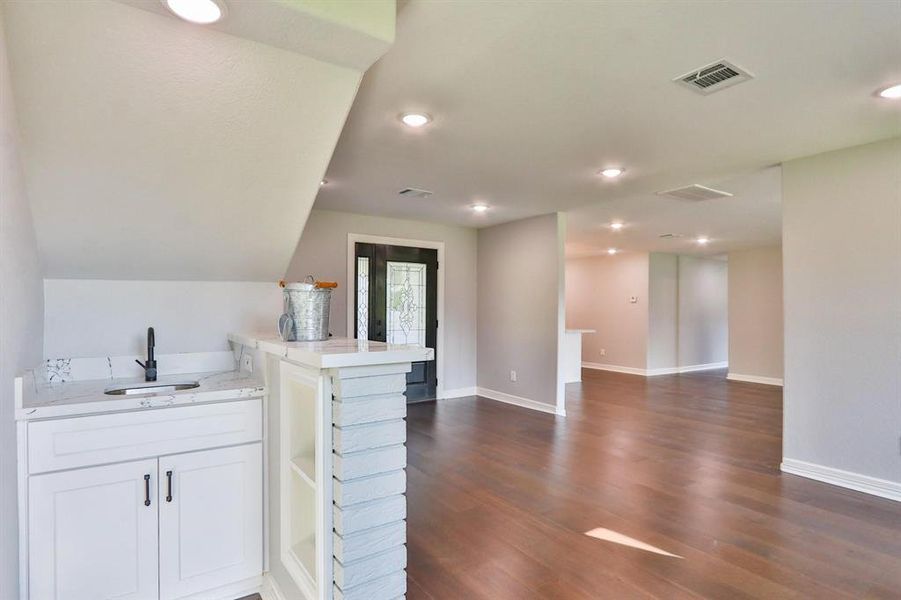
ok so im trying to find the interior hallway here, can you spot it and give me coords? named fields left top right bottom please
left=405, top=371, right=901, bottom=599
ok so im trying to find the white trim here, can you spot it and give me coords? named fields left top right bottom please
left=347, top=233, right=446, bottom=400
left=173, top=576, right=265, bottom=600
left=781, top=459, right=901, bottom=502
left=476, top=387, right=565, bottom=416
left=582, top=361, right=728, bottom=377
left=17, top=420, right=28, bottom=600
left=554, top=213, right=567, bottom=416
left=260, top=573, right=288, bottom=600
left=727, top=373, right=783, bottom=386
left=675, top=361, right=728, bottom=374
left=440, top=386, right=477, bottom=399
left=582, top=362, right=648, bottom=376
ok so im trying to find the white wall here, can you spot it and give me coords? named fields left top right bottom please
left=478, top=213, right=565, bottom=412
left=728, top=246, right=783, bottom=381
left=43, top=280, right=281, bottom=358
left=286, top=209, right=478, bottom=392
left=566, top=253, right=649, bottom=370
left=647, top=253, right=678, bottom=371
left=0, top=12, right=44, bottom=596
left=782, top=136, right=901, bottom=487
left=677, top=255, right=728, bottom=367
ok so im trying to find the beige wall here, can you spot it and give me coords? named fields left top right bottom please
left=286, top=209, right=478, bottom=392
left=478, top=214, right=564, bottom=410
left=677, top=255, right=728, bottom=367
left=0, top=12, right=44, bottom=596
left=566, top=252, right=728, bottom=373
left=727, top=247, right=783, bottom=381
left=782, top=136, right=901, bottom=485
left=566, top=253, right=649, bottom=370
left=647, top=253, right=678, bottom=370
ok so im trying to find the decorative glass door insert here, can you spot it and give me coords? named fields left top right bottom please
left=386, top=262, right=427, bottom=347
left=355, top=257, right=369, bottom=340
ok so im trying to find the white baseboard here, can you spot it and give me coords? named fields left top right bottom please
left=675, top=361, right=728, bottom=374
left=727, top=372, right=783, bottom=386
left=582, top=362, right=648, bottom=376
left=440, top=386, right=478, bottom=399
left=177, top=576, right=266, bottom=600
left=260, top=573, right=288, bottom=600
left=781, top=458, right=901, bottom=502
left=476, top=387, right=564, bottom=416
left=583, top=361, right=728, bottom=377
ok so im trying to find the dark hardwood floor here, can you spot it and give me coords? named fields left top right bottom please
left=405, top=369, right=901, bottom=599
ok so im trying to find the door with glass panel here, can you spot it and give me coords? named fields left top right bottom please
left=355, top=243, right=438, bottom=401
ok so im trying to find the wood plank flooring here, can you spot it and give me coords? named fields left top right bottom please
left=405, top=369, right=901, bottom=599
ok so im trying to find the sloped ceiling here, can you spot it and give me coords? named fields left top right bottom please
left=3, top=0, right=393, bottom=281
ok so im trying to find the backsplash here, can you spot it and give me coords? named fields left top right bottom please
left=38, top=350, right=239, bottom=384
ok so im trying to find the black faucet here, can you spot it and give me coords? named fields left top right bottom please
left=135, top=327, right=157, bottom=381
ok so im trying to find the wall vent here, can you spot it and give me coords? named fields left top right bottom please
left=657, top=184, right=733, bottom=201
left=675, top=59, right=753, bottom=95
left=398, top=187, right=433, bottom=199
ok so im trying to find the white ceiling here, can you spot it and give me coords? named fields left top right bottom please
left=566, top=166, right=782, bottom=258
left=4, top=0, right=393, bottom=281
left=315, top=0, right=901, bottom=253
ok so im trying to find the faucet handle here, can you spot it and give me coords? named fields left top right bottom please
left=135, top=359, right=146, bottom=370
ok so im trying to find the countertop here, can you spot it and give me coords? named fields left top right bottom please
left=16, top=369, right=265, bottom=421
left=229, top=333, right=434, bottom=369
left=565, top=329, right=596, bottom=334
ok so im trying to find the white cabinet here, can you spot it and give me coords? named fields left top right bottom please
left=20, top=399, right=264, bottom=600
left=28, top=459, right=160, bottom=600
left=159, top=444, right=263, bottom=599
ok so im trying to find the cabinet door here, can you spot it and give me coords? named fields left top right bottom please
left=29, top=459, right=159, bottom=600
left=159, top=443, right=263, bottom=599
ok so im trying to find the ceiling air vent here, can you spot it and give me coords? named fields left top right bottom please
left=675, top=59, right=753, bottom=95
left=657, top=184, right=734, bottom=201
left=658, top=233, right=685, bottom=239
left=398, top=187, right=433, bottom=199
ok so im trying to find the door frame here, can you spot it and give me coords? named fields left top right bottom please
left=346, top=233, right=445, bottom=400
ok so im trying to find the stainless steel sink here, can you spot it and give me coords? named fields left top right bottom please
left=104, top=381, right=200, bottom=396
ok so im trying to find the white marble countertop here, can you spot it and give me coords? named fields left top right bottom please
left=565, top=329, right=596, bottom=334
left=230, top=333, right=434, bottom=369
left=16, top=369, right=265, bottom=421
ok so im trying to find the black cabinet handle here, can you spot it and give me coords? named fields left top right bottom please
left=166, top=470, right=173, bottom=503
left=144, top=474, right=151, bottom=506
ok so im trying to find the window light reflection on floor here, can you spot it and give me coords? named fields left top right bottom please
left=584, top=527, right=683, bottom=558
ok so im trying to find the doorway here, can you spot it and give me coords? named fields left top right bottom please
left=354, top=242, right=438, bottom=402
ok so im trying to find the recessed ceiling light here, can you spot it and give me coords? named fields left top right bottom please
left=607, top=248, right=618, bottom=255
left=162, top=0, right=225, bottom=24
left=400, top=113, right=431, bottom=127
left=471, top=203, right=489, bottom=213
left=610, top=222, right=624, bottom=230
left=599, top=168, right=624, bottom=178
left=877, top=83, right=901, bottom=99
left=696, top=236, right=710, bottom=245
left=320, top=179, right=327, bottom=186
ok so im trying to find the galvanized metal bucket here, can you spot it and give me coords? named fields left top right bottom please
left=278, top=277, right=332, bottom=342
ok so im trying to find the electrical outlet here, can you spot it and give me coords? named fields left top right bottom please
left=241, top=353, right=253, bottom=374
left=510, top=370, right=517, bottom=382
left=630, top=295, right=639, bottom=304
left=600, top=349, right=606, bottom=357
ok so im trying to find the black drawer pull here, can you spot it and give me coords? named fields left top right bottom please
left=143, top=474, right=151, bottom=506
left=166, top=470, right=173, bottom=503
